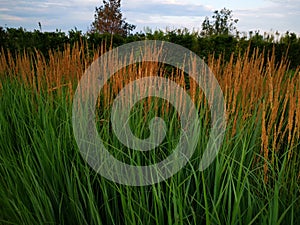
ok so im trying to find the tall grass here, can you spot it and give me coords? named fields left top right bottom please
left=0, top=42, right=299, bottom=224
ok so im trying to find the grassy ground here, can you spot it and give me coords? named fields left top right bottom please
left=0, top=43, right=299, bottom=224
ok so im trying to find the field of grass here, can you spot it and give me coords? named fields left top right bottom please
left=0, top=42, right=299, bottom=224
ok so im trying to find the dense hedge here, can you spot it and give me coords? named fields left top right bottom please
left=1, top=27, right=299, bottom=69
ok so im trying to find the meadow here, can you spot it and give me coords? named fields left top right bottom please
left=0, top=41, right=299, bottom=224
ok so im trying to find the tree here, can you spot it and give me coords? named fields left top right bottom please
left=280, top=31, right=298, bottom=45
left=201, top=8, right=238, bottom=36
left=91, top=0, right=136, bottom=36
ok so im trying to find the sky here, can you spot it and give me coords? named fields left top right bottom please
left=0, top=0, right=300, bottom=36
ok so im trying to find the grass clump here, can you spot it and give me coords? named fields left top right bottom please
left=0, top=43, right=299, bottom=224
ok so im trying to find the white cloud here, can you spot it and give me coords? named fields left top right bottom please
left=235, top=0, right=300, bottom=35
left=0, top=14, right=25, bottom=22
left=0, top=0, right=299, bottom=35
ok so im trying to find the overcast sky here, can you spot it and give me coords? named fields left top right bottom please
left=0, top=0, right=299, bottom=36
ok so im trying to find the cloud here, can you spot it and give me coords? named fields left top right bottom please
left=122, top=1, right=211, bottom=31
left=123, top=2, right=210, bottom=16
left=0, top=14, right=24, bottom=22
left=0, top=0, right=299, bottom=34
left=265, top=0, right=300, bottom=2
left=0, top=0, right=212, bottom=32
left=0, top=0, right=95, bottom=30
left=235, top=1, right=300, bottom=34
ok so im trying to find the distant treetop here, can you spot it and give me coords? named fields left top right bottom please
left=201, top=8, right=239, bottom=36
left=90, top=0, right=136, bottom=36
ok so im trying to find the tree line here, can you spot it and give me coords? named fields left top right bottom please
left=0, top=1, right=299, bottom=69
left=1, top=26, right=299, bottom=69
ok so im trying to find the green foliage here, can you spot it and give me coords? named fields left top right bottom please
left=0, top=78, right=299, bottom=224
left=0, top=27, right=68, bottom=58
left=1, top=18, right=300, bottom=69
left=90, top=0, right=136, bottom=36
left=201, top=8, right=239, bottom=36
left=1, top=7, right=300, bottom=224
